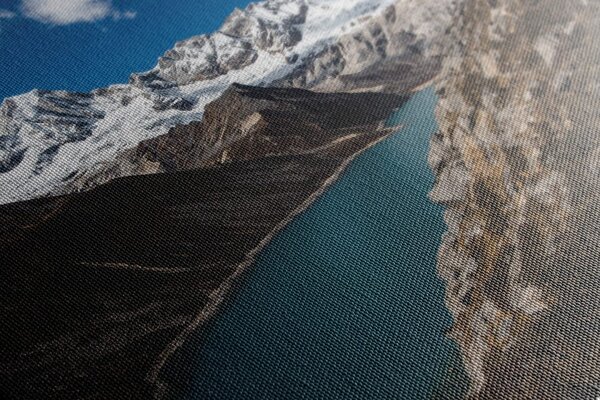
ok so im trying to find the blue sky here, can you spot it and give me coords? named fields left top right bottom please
left=0, top=0, right=253, bottom=101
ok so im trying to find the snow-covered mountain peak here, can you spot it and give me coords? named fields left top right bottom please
left=0, top=0, right=456, bottom=205
left=130, top=0, right=393, bottom=89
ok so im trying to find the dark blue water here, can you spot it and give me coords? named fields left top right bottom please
left=179, top=88, right=466, bottom=399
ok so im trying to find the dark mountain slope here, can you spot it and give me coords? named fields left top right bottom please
left=0, top=85, right=406, bottom=399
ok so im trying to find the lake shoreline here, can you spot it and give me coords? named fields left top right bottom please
left=0, top=86, right=407, bottom=399
left=151, top=124, right=404, bottom=397
left=169, top=88, right=468, bottom=400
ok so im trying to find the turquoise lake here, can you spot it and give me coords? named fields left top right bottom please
left=174, top=88, right=467, bottom=399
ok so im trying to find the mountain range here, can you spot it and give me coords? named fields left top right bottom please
left=0, top=1, right=457, bottom=397
left=0, top=0, right=455, bottom=204
left=3, top=0, right=600, bottom=399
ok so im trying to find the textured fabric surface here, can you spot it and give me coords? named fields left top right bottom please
left=0, top=1, right=599, bottom=399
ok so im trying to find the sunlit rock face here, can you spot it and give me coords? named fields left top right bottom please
left=62, top=84, right=404, bottom=193
left=430, top=0, right=600, bottom=397
left=143, top=0, right=308, bottom=85
left=275, top=0, right=457, bottom=92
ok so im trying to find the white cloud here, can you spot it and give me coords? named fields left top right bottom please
left=0, top=9, right=17, bottom=19
left=20, top=0, right=136, bottom=25
left=112, top=10, right=137, bottom=21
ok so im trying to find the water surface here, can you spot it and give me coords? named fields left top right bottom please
left=176, top=88, right=467, bottom=399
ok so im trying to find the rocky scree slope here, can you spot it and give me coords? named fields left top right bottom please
left=430, top=0, right=600, bottom=398
left=66, top=82, right=406, bottom=192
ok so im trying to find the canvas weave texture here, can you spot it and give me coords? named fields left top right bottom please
left=0, top=1, right=598, bottom=399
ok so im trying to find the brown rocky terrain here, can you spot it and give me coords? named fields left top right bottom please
left=430, top=0, right=600, bottom=398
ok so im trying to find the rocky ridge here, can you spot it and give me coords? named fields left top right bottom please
left=430, top=0, right=600, bottom=397
left=65, top=82, right=405, bottom=192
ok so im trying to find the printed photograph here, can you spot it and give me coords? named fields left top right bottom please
left=0, top=0, right=599, bottom=399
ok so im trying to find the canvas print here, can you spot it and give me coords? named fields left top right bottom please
left=0, top=0, right=599, bottom=399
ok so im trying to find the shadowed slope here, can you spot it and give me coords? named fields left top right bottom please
left=0, top=85, right=406, bottom=399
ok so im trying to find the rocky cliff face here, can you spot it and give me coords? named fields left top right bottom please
left=0, top=0, right=456, bottom=205
left=430, top=0, right=600, bottom=397
left=131, top=0, right=308, bottom=87
left=274, top=0, right=456, bottom=92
